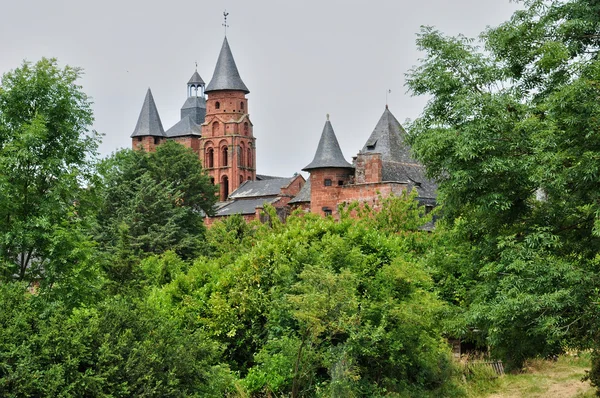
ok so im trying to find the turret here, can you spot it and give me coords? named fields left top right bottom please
left=303, top=115, right=354, bottom=217
left=131, top=88, right=166, bottom=151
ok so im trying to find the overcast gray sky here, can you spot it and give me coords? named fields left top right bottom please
left=1, top=0, right=520, bottom=177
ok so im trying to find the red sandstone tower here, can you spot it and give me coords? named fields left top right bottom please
left=302, top=115, right=354, bottom=216
left=200, top=37, right=256, bottom=201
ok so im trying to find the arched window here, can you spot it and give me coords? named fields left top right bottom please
left=221, top=146, right=228, bottom=167
left=210, top=177, right=215, bottom=185
left=247, top=148, right=252, bottom=168
left=221, top=176, right=229, bottom=201
left=247, top=176, right=251, bottom=181
left=240, top=143, right=245, bottom=166
left=243, top=122, right=249, bottom=135
left=237, top=146, right=242, bottom=166
left=240, top=102, right=244, bottom=110
left=215, top=101, right=220, bottom=110
left=239, top=175, right=243, bottom=185
left=206, top=147, right=214, bottom=168
left=212, top=121, right=219, bottom=135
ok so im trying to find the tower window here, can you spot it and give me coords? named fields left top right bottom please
left=324, top=179, right=332, bottom=186
left=154, top=137, right=160, bottom=145
left=239, top=175, right=243, bottom=185
left=215, top=101, right=220, bottom=110
left=247, top=148, right=252, bottom=168
left=221, top=175, right=229, bottom=201
left=338, top=180, right=344, bottom=186
left=137, top=137, right=142, bottom=142
left=221, top=146, right=228, bottom=167
left=210, top=177, right=215, bottom=185
left=206, top=148, right=214, bottom=168
left=323, top=207, right=332, bottom=216
left=244, top=122, right=249, bottom=135
left=240, top=102, right=244, bottom=110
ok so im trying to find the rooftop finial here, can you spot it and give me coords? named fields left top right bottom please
left=326, top=113, right=330, bottom=121
left=223, top=10, right=229, bottom=36
left=195, top=61, right=198, bottom=70
left=386, top=89, right=391, bottom=108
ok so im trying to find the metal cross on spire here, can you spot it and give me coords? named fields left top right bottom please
left=223, top=10, right=229, bottom=36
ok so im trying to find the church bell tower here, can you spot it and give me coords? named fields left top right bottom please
left=200, top=36, right=256, bottom=201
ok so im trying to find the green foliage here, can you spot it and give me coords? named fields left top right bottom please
left=159, top=195, right=457, bottom=397
left=95, top=141, right=217, bottom=260
left=406, top=0, right=600, bottom=374
left=0, top=283, right=233, bottom=397
left=0, top=58, right=99, bottom=287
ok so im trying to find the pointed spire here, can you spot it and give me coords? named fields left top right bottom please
left=205, top=37, right=250, bottom=94
left=303, top=117, right=353, bottom=171
left=130, top=88, right=166, bottom=138
left=188, top=70, right=205, bottom=85
left=361, top=107, right=415, bottom=164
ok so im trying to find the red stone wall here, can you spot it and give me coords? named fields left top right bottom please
left=200, top=89, right=256, bottom=200
left=309, top=167, right=408, bottom=218
left=172, top=136, right=201, bottom=154
left=355, top=153, right=382, bottom=184
left=132, top=136, right=165, bottom=152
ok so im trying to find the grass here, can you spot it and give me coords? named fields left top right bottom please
left=462, top=352, right=594, bottom=398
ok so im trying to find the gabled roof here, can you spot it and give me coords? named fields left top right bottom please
left=289, top=179, right=311, bottom=204
left=165, top=115, right=202, bottom=138
left=188, top=70, right=205, bottom=85
left=131, top=88, right=166, bottom=138
left=205, top=37, right=250, bottom=94
left=181, top=96, right=206, bottom=110
left=214, top=197, right=278, bottom=216
left=361, top=106, right=414, bottom=164
left=303, top=119, right=353, bottom=171
left=229, top=177, right=295, bottom=199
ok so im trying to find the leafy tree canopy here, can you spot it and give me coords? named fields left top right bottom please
left=406, top=0, right=600, bottom=371
left=0, top=58, right=99, bottom=288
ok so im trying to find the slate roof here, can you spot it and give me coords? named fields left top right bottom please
left=229, top=177, right=295, bottom=199
left=165, top=116, right=202, bottom=138
left=131, top=89, right=166, bottom=138
left=205, top=37, right=250, bottom=94
left=188, top=70, right=205, bottom=85
left=303, top=119, right=353, bottom=171
left=289, top=179, right=311, bottom=204
left=361, top=106, right=414, bottom=164
left=360, top=107, right=437, bottom=200
left=215, top=197, right=278, bottom=216
left=181, top=96, right=206, bottom=110
left=256, top=174, right=285, bottom=180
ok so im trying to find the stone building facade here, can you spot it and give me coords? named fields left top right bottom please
left=130, top=35, right=435, bottom=223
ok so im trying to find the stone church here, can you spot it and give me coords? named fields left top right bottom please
left=130, top=36, right=436, bottom=224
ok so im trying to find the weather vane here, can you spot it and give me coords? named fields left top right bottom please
left=223, top=10, right=229, bottom=36
left=195, top=61, right=198, bottom=70
left=386, top=89, right=391, bottom=107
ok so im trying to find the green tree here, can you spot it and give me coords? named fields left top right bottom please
left=0, top=58, right=99, bottom=288
left=95, top=141, right=217, bottom=261
left=406, top=0, right=600, bottom=372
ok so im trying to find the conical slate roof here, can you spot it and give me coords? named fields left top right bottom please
left=303, top=118, right=353, bottom=171
left=188, top=70, right=205, bottom=85
left=131, top=88, right=166, bottom=138
left=205, top=37, right=249, bottom=94
left=361, top=106, right=415, bottom=164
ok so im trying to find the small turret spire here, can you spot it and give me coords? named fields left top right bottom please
left=131, top=88, right=166, bottom=138
left=302, top=117, right=353, bottom=171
